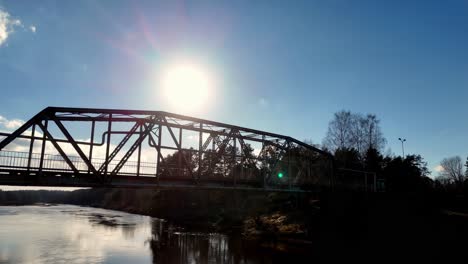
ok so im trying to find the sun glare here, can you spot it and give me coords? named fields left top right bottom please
left=160, top=61, right=214, bottom=113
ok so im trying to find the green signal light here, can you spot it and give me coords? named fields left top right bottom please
left=278, top=172, right=284, bottom=178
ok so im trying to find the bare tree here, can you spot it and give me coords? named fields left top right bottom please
left=440, top=156, right=465, bottom=186
left=350, top=114, right=367, bottom=154
left=322, top=111, right=354, bottom=151
left=360, top=114, right=386, bottom=153
left=323, top=111, right=386, bottom=156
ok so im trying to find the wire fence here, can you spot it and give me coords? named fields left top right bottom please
left=335, top=168, right=377, bottom=192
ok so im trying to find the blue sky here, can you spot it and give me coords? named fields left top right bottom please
left=1, top=0, right=468, bottom=176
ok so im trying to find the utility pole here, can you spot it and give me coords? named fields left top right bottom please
left=398, top=138, right=406, bottom=157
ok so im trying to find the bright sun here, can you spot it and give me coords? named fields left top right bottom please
left=160, top=61, right=214, bottom=113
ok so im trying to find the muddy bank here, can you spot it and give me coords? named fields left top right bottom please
left=65, top=188, right=318, bottom=237
left=0, top=188, right=318, bottom=244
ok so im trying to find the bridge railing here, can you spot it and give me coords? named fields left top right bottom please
left=0, top=150, right=157, bottom=177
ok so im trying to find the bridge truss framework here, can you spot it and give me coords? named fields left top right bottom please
left=0, top=107, right=334, bottom=191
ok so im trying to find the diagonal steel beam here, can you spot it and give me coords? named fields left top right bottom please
left=36, top=122, right=79, bottom=174
left=148, top=132, right=172, bottom=177
left=38, top=120, right=48, bottom=173
left=202, top=130, right=236, bottom=176
left=0, top=108, right=48, bottom=151
left=213, top=130, right=235, bottom=158
left=162, top=117, right=180, bottom=147
left=162, top=117, right=194, bottom=177
left=110, top=122, right=155, bottom=177
left=98, top=121, right=140, bottom=173
left=202, top=134, right=213, bottom=151
left=52, top=118, right=99, bottom=177
left=27, top=124, right=36, bottom=171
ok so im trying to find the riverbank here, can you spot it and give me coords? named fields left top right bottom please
left=0, top=188, right=318, bottom=249
left=64, top=188, right=319, bottom=248
left=3, top=188, right=468, bottom=262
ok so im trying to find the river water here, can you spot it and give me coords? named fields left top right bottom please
left=0, top=205, right=307, bottom=264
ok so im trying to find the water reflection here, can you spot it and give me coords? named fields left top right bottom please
left=0, top=205, right=296, bottom=264
left=149, top=220, right=260, bottom=264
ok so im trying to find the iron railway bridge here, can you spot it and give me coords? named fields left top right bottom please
left=0, top=107, right=336, bottom=192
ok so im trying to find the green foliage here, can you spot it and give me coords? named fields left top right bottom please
left=333, top=146, right=432, bottom=192
left=160, top=148, right=197, bottom=177
left=334, top=147, right=362, bottom=170
left=382, top=155, right=431, bottom=192
left=364, top=147, right=384, bottom=174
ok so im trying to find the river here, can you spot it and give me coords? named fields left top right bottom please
left=0, top=205, right=309, bottom=263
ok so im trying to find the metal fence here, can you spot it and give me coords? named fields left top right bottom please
left=0, top=150, right=157, bottom=176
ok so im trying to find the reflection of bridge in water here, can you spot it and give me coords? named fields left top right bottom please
left=0, top=107, right=334, bottom=192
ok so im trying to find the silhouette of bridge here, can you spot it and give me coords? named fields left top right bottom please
left=0, top=107, right=335, bottom=192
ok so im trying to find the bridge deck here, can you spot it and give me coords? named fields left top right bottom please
left=0, top=170, right=314, bottom=193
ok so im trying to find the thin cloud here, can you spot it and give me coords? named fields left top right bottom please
left=30, top=25, right=36, bottom=33
left=0, top=115, right=25, bottom=130
left=0, top=7, right=23, bottom=46
left=434, top=165, right=444, bottom=173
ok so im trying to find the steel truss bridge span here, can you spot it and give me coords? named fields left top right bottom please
left=0, top=107, right=334, bottom=192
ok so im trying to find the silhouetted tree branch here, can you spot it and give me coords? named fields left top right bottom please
left=440, top=156, right=465, bottom=187
left=323, top=110, right=386, bottom=157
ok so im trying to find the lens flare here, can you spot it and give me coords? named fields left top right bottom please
left=160, top=60, right=214, bottom=113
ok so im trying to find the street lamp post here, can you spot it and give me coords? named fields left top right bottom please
left=398, top=138, right=406, bottom=157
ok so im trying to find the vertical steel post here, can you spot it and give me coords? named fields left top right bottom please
left=156, top=124, right=162, bottom=178
left=262, top=135, right=266, bottom=189
left=104, top=114, right=112, bottom=178
left=27, top=124, right=36, bottom=171
left=211, top=134, right=215, bottom=178
left=240, top=139, right=244, bottom=182
left=198, top=123, right=202, bottom=181
left=38, top=120, right=48, bottom=174
left=233, top=136, right=236, bottom=186
left=288, top=144, right=292, bottom=190
left=178, top=128, right=182, bottom=176
left=88, top=120, right=95, bottom=175
left=137, top=124, right=142, bottom=177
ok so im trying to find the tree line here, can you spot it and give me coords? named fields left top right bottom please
left=322, top=110, right=432, bottom=192
left=322, top=110, right=468, bottom=193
